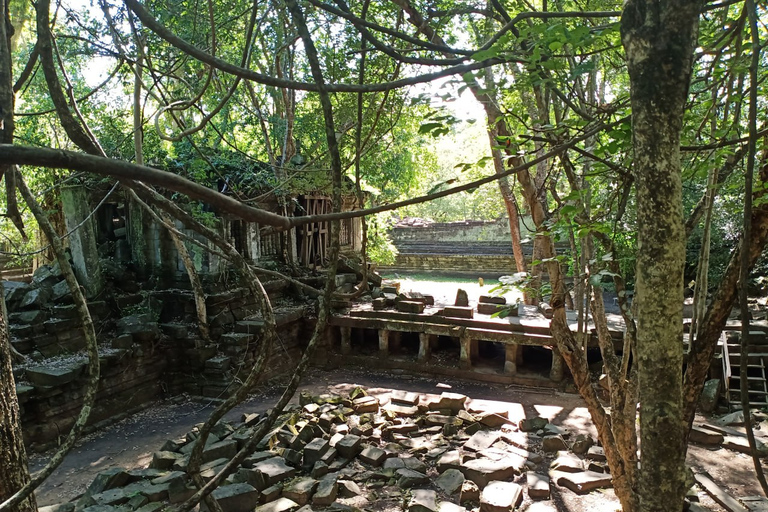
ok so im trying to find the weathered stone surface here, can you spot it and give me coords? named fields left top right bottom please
left=87, top=469, right=131, bottom=495
left=569, top=434, right=594, bottom=455
left=397, top=301, right=426, bottom=314
left=338, top=480, right=362, bottom=498
left=409, top=490, right=437, bottom=512
left=460, top=480, right=480, bottom=504
left=396, top=469, right=430, bottom=488
left=428, top=392, right=468, bottom=412
left=312, top=476, right=338, bottom=506
left=541, top=435, right=568, bottom=452
left=26, top=366, right=81, bottom=387
left=391, top=390, right=421, bottom=406
left=403, top=457, right=428, bottom=473
left=438, top=450, right=463, bottom=472
left=585, top=446, right=606, bottom=462
left=699, top=379, right=720, bottom=414
left=723, top=435, right=768, bottom=456
left=555, top=471, right=613, bottom=494
left=383, top=403, right=419, bottom=417
left=150, top=451, right=184, bottom=470
left=303, top=438, right=331, bottom=468
left=206, top=483, right=260, bottom=512
left=455, top=290, right=469, bottom=307
left=353, top=396, right=379, bottom=413
left=233, top=468, right=267, bottom=491
left=424, top=414, right=459, bottom=427
left=689, top=427, right=724, bottom=446
left=335, top=435, right=362, bottom=459
left=464, top=431, right=500, bottom=452
left=460, top=459, right=519, bottom=488
left=518, top=417, right=548, bottom=432
left=480, top=481, right=522, bottom=512
left=282, top=477, right=318, bottom=506
left=437, top=503, right=466, bottom=512
left=443, top=306, right=473, bottom=319
left=527, top=473, right=550, bottom=500
left=435, top=469, right=465, bottom=494
left=254, top=497, right=299, bottom=512
left=252, top=457, right=296, bottom=485
left=550, top=452, right=583, bottom=473
left=359, top=446, right=387, bottom=467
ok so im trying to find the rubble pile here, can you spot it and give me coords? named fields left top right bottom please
left=42, top=388, right=618, bottom=512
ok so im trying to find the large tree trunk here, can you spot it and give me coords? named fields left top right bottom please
left=621, top=2, right=701, bottom=511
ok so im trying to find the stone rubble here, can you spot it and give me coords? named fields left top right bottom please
left=52, top=386, right=693, bottom=512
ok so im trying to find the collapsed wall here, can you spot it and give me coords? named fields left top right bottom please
left=4, top=263, right=316, bottom=451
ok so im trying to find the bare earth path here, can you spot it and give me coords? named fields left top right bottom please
left=30, top=368, right=763, bottom=512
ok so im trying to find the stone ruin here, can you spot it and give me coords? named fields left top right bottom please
left=39, top=387, right=617, bottom=512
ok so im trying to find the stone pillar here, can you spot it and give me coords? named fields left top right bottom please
left=550, top=348, right=564, bottom=382
left=378, top=329, right=390, bottom=357
left=60, top=186, right=103, bottom=298
left=504, top=344, right=520, bottom=375
left=390, top=331, right=401, bottom=353
left=460, top=333, right=473, bottom=369
left=418, top=332, right=432, bottom=362
left=340, top=327, right=352, bottom=355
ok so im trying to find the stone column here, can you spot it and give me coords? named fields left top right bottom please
left=60, top=186, right=103, bottom=298
left=390, top=331, right=401, bottom=353
left=504, top=344, right=520, bottom=375
left=550, top=348, right=564, bottom=382
left=460, top=333, right=473, bottom=369
left=418, top=332, right=432, bottom=362
left=340, top=327, right=352, bottom=355
left=378, top=329, right=390, bottom=357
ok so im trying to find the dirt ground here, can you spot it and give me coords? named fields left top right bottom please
left=30, top=367, right=766, bottom=512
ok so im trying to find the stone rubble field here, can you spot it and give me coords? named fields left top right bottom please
left=37, top=387, right=618, bottom=512
left=38, top=385, right=768, bottom=512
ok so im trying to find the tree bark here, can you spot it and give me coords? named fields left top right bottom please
left=621, top=1, right=701, bottom=510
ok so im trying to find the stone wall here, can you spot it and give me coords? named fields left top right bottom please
left=5, top=264, right=317, bottom=451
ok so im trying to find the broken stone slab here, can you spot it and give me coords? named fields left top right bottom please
left=254, top=497, right=299, bottom=512
left=338, top=480, right=362, bottom=498
left=518, top=416, right=548, bottom=432
left=252, top=457, right=296, bottom=486
left=396, top=468, right=430, bottom=488
left=464, top=431, right=500, bottom=452
left=87, top=469, right=131, bottom=496
left=335, top=435, right=363, bottom=459
left=352, top=396, right=379, bottom=414
left=435, top=469, right=465, bottom=494
left=204, top=483, right=260, bottom=512
left=397, top=301, right=426, bottom=314
left=554, top=470, right=613, bottom=494
left=460, top=480, right=480, bottom=504
left=307, top=475, right=336, bottom=507
left=427, top=392, right=468, bottom=413
left=550, top=452, right=584, bottom=473
left=480, top=481, right=522, bottom=512
left=460, top=458, right=520, bottom=488
left=358, top=446, right=387, bottom=467
left=689, top=427, right=724, bottom=446
left=740, top=496, right=768, bottom=512
left=425, top=414, right=461, bottom=427
left=541, top=435, right=568, bottom=452
left=150, top=451, right=185, bottom=470
left=409, top=490, right=437, bottom=512
left=438, top=450, right=463, bottom=472
left=391, top=390, right=421, bottom=406
left=585, top=446, right=606, bottom=462
left=282, top=477, right=318, bottom=506
left=569, top=434, right=594, bottom=455
left=233, top=468, right=267, bottom=491
left=443, top=306, right=473, bottom=319
left=527, top=473, right=550, bottom=500
left=382, top=403, right=419, bottom=417
left=25, top=366, right=82, bottom=387
left=259, top=484, right=283, bottom=504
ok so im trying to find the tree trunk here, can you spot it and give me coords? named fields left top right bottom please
left=0, top=287, right=36, bottom=512
left=621, top=2, right=700, bottom=510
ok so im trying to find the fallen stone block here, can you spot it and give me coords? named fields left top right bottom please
left=555, top=471, right=613, bottom=494
left=443, top=306, right=473, bottom=319
left=438, top=450, right=463, bottom=473
left=460, top=480, right=480, bottom=504
left=527, top=473, right=550, bottom=500
left=359, top=446, right=387, bottom=467
left=205, top=483, right=260, bottom=512
left=396, top=468, right=430, bottom=488
left=480, top=481, right=522, bottom=512
left=352, top=396, right=379, bottom=414
left=397, top=301, right=425, bottom=314
left=550, top=452, right=583, bottom=473
left=312, top=476, right=338, bottom=506
left=335, top=435, right=362, bottom=459
left=252, top=457, right=296, bottom=486
left=254, top=497, right=299, bottom=512
left=464, top=431, right=500, bottom=452
left=282, top=477, right=318, bottom=506
left=541, top=435, right=568, bottom=452
left=460, top=458, right=520, bottom=488
left=303, top=438, right=331, bottom=468
left=435, top=469, right=465, bottom=494
left=518, top=416, right=548, bottom=432
left=409, top=489, right=437, bottom=512
left=689, top=427, right=724, bottom=446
